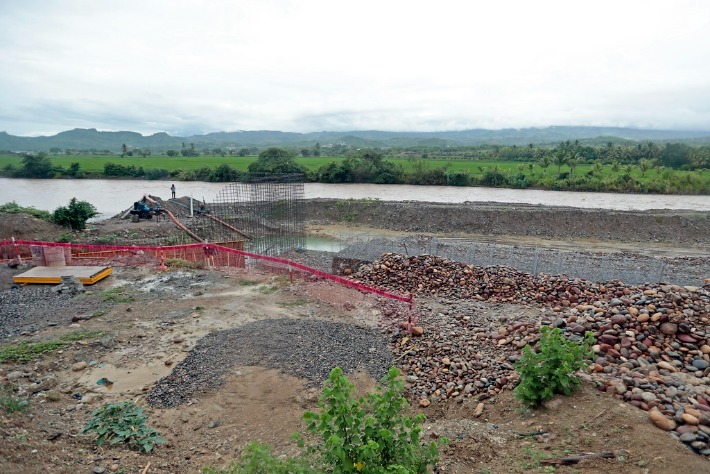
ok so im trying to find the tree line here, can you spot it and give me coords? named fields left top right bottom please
left=3, top=142, right=708, bottom=194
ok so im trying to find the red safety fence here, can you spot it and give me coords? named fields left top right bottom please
left=0, top=240, right=412, bottom=305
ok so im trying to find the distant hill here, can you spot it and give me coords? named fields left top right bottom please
left=1, top=126, right=709, bottom=153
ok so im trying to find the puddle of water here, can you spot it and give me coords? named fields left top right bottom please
left=305, top=236, right=343, bottom=252
left=77, top=361, right=182, bottom=394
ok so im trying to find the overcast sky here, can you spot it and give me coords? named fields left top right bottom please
left=1, top=0, right=709, bottom=137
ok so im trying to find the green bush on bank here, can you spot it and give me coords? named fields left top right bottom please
left=514, top=326, right=594, bottom=407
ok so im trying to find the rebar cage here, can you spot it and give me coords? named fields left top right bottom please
left=189, top=173, right=305, bottom=256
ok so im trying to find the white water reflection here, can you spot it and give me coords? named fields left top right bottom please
left=0, top=178, right=707, bottom=221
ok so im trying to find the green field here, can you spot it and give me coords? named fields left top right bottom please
left=1, top=153, right=707, bottom=194
left=0, top=154, right=349, bottom=173
left=0, top=153, right=679, bottom=178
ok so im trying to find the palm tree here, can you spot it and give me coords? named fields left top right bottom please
left=568, top=152, right=582, bottom=177
left=552, top=149, right=568, bottom=175
left=638, top=159, right=651, bottom=177
left=592, top=161, right=603, bottom=176
left=539, top=156, right=551, bottom=175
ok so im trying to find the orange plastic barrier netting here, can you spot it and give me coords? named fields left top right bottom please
left=0, top=240, right=412, bottom=305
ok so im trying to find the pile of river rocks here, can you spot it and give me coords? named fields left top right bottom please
left=352, top=253, right=710, bottom=456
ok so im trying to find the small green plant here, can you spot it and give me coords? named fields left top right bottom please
left=80, top=401, right=165, bottom=453
left=0, top=331, right=104, bottom=362
left=238, top=279, right=260, bottom=286
left=277, top=298, right=310, bottom=307
left=165, top=257, right=199, bottom=269
left=257, top=285, right=278, bottom=295
left=514, top=326, right=594, bottom=407
left=94, top=234, right=122, bottom=245
left=521, top=446, right=546, bottom=469
left=203, top=442, right=321, bottom=474
left=56, top=232, right=75, bottom=243
left=101, top=287, right=132, bottom=303
left=0, top=383, right=30, bottom=413
left=301, top=367, right=446, bottom=473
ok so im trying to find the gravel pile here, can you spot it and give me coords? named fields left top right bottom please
left=147, top=318, right=393, bottom=408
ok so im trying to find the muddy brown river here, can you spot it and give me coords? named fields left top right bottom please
left=2, top=178, right=708, bottom=221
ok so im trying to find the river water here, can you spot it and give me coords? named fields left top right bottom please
left=0, top=178, right=708, bottom=221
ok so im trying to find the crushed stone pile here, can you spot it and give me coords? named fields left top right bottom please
left=147, top=318, right=393, bottom=409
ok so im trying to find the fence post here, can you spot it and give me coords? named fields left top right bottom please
left=159, top=246, right=167, bottom=271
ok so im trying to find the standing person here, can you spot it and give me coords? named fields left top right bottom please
left=171, top=184, right=176, bottom=199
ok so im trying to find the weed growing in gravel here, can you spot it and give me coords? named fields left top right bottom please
left=56, top=232, right=75, bottom=243
left=237, top=279, right=261, bottom=286
left=101, top=287, right=132, bottom=303
left=0, top=383, right=29, bottom=413
left=257, top=285, right=278, bottom=295
left=277, top=298, right=310, bottom=307
left=514, top=326, right=593, bottom=407
left=202, top=442, right=321, bottom=474
left=80, top=401, right=165, bottom=453
left=165, top=257, right=199, bottom=269
left=0, top=331, right=105, bottom=362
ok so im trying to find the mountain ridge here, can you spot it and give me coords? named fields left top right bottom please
left=2, top=126, right=710, bottom=152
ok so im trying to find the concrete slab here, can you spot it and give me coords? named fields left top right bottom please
left=13, top=266, right=112, bottom=285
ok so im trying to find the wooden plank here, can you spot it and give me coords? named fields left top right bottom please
left=13, top=266, right=112, bottom=285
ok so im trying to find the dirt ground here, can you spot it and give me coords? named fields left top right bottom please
left=0, top=265, right=708, bottom=474
left=1, top=201, right=709, bottom=473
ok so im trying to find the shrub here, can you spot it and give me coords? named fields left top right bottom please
left=0, top=383, right=29, bottom=413
left=52, top=198, right=97, bottom=231
left=80, top=401, right=165, bottom=452
left=144, top=168, right=171, bottom=180
left=301, top=367, right=446, bottom=473
left=479, top=170, right=508, bottom=186
left=514, top=326, right=594, bottom=407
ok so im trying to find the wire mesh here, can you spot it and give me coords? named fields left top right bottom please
left=190, top=173, right=305, bottom=256
left=337, top=235, right=709, bottom=286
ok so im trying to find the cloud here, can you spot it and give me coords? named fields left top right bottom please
left=1, top=0, right=709, bottom=136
